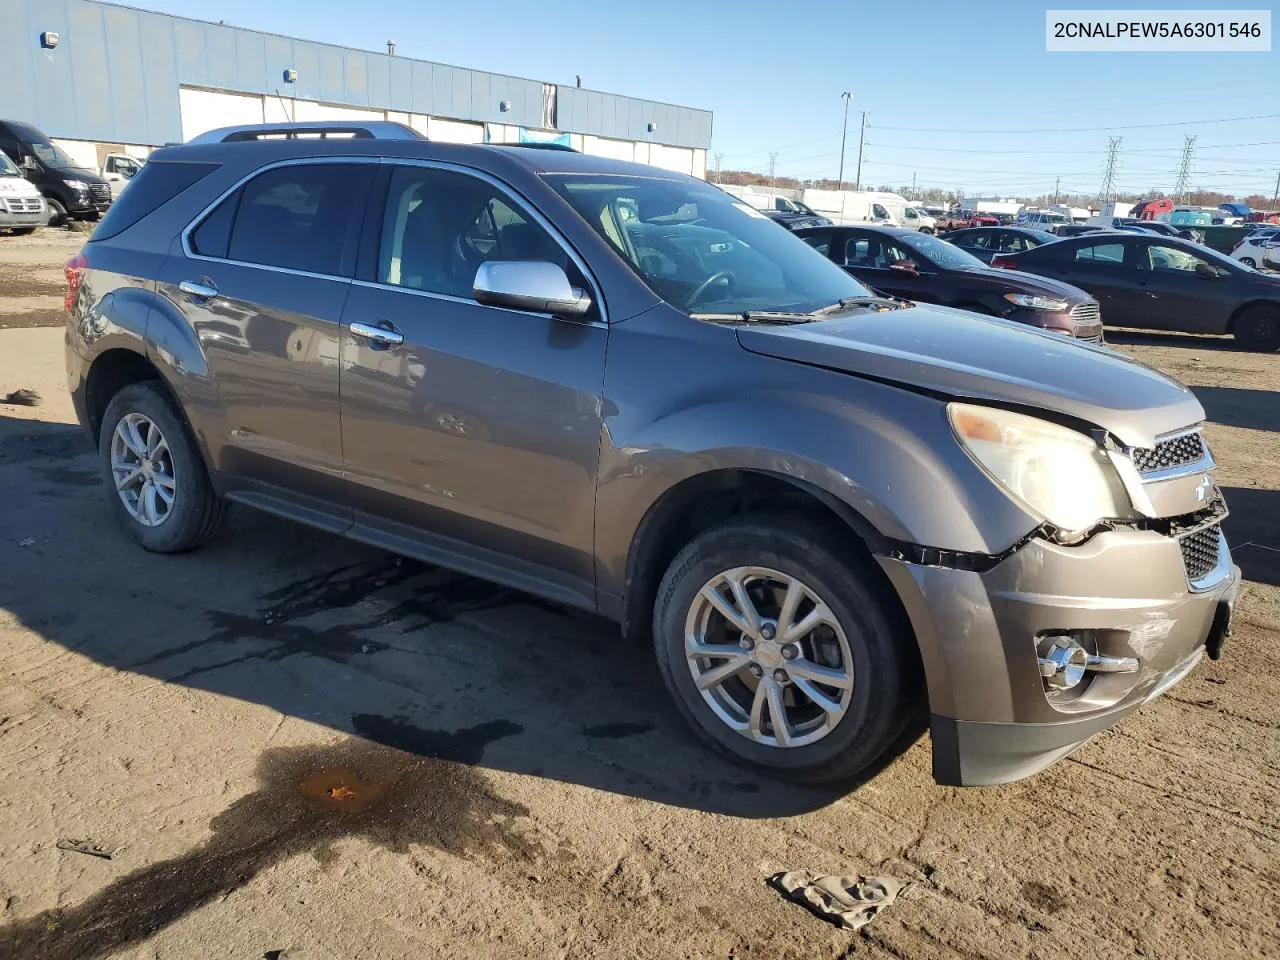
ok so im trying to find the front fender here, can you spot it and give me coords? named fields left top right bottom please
left=594, top=373, right=1039, bottom=598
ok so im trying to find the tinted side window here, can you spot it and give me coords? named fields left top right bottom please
left=1074, top=243, right=1126, bottom=265
left=225, top=164, right=361, bottom=275
left=90, top=161, right=219, bottom=243
left=960, top=231, right=991, bottom=249
left=378, top=165, right=569, bottom=299
left=801, top=232, right=833, bottom=257
left=190, top=192, right=237, bottom=258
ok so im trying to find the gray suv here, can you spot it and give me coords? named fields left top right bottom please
left=65, top=122, right=1239, bottom=787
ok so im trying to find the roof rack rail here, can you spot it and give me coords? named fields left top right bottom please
left=186, top=121, right=426, bottom=145
left=490, top=142, right=578, bottom=152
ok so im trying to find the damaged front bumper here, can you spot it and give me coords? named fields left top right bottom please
left=879, top=523, right=1240, bottom=786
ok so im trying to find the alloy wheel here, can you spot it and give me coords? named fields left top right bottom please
left=683, top=566, right=854, bottom=748
left=110, top=413, right=177, bottom=527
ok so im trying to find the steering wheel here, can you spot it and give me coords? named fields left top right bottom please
left=684, top=270, right=736, bottom=308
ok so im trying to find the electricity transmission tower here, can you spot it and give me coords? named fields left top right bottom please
left=1096, top=137, right=1122, bottom=206
left=713, top=152, right=723, bottom=183
left=768, top=152, right=778, bottom=188
left=838, top=92, right=853, bottom=188
left=854, top=112, right=867, bottom=191
left=1172, top=135, right=1196, bottom=204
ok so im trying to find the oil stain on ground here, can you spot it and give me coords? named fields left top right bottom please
left=0, top=719, right=531, bottom=960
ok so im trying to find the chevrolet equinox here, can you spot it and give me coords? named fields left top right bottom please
left=65, top=122, right=1239, bottom=786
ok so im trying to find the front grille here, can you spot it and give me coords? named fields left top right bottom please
left=1179, top=523, right=1221, bottom=581
left=3, top=197, right=43, bottom=213
left=1070, top=300, right=1101, bottom=327
left=1131, top=430, right=1207, bottom=475
left=89, top=183, right=111, bottom=202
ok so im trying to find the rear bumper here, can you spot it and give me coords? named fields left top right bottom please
left=879, top=527, right=1240, bottom=786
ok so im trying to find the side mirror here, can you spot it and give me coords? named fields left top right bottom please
left=473, top=261, right=592, bottom=317
left=20, top=155, right=38, bottom=172
left=889, top=259, right=918, bottom=275
left=1194, top=262, right=1218, bottom=279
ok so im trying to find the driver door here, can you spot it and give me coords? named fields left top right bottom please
left=338, top=163, right=608, bottom=601
left=1132, top=241, right=1234, bottom=333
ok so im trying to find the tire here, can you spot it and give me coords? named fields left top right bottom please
left=652, top=515, right=921, bottom=785
left=920, top=227, right=935, bottom=235
left=1233, top=305, right=1280, bottom=352
left=45, top=198, right=67, bottom=228
left=98, top=382, right=226, bottom=552
left=10, top=227, right=36, bottom=236
left=1240, top=258, right=1256, bottom=268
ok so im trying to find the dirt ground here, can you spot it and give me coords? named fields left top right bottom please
left=0, top=234, right=1277, bottom=960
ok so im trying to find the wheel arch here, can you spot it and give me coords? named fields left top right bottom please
left=619, top=467, right=896, bottom=643
left=1227, top=298, right=1280, bottom=333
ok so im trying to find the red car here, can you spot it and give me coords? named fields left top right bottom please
left=967, top=212, right=1000, bottom=227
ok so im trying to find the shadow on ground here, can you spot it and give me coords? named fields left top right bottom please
left=0, top=414, right=911, bottom=827
left=1222, top=486, right=1280, bottom=587
left=1105, top=329, right=1240, bottom=352
left=1193, top=386, right=1280, bottom=434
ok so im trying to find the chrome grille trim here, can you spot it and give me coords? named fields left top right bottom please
left=1128, top=426, right=1213, bottom=481
left=1069, top=300, right=1101, bottom=325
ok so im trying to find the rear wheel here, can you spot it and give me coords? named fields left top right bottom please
left=1233, top=305, right=1280, bottom=352
left=652, top=516, right=920, bottom=784
left=98, top=382, right=226, bottom=552
left=1240, top=257, right=1256, bottom=268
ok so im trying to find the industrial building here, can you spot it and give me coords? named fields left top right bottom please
left=0, top=0, right=712, bottom=176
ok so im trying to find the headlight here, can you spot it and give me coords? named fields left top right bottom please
left=1003, top=292, right=1068, bottom=311
left=63, top=179, right=87, bottom=191
left=948, top=403, right=1137, bottom=535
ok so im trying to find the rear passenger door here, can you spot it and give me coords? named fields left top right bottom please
left=337, top=162, right=607, bottom=605
left=158, top=159, right=373, bottom=505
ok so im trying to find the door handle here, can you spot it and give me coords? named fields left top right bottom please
left=350, top=321, right=404, bottom=347
left=178, top=279, right=217, bottom=301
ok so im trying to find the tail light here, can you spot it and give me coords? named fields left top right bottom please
left=64, top=252, right=87, bottom=313
left=990, top=255, right=1017, bottom=269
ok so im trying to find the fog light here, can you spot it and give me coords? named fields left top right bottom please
left=1038, top=635, right=1088, bottom=690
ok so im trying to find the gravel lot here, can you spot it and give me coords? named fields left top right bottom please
left=1, top=232, right=1277, bottom=960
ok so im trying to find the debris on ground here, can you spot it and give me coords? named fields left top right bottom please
left=55, top=838, right=116, bottom=860
left=768, top=870, right=908, bottom=931
left=2, top=388, right=41, bottom=406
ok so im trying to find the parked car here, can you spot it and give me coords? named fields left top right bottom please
left=102, top=153, right=146, bottom=199
left=1053, top=223, right=1111, bottom=238
left=990, top=233, right=1280, bottom=350
left=968, top=212, right=1000, bottom=227
left=940, top=226, right=1059, bottom=264
left=794, top=225, right=1102, bottom=340
left=0, top=146, right=46, bottom=234
left=67, top=121, right=1239, bottom=788
left=901, top=206, right=937, bottom=234
left=1229, top=231, right=1276, bottom=268
left=0, top=119, right=112, bottom=225
left=1019, top=211, right=1071, bottom=229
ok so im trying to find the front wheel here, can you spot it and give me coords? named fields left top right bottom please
left=1239, top=257, right=1256, bottom=268
left=45, top=198, right=67, bottom=228
left=652, top=517, right=920, bottom=784
left=99, top=382, right=226, bottom=552
left=1234, top=305, right=1280, bottom=352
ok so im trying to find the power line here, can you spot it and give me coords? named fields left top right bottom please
left=872, top=112, right=1280, bottom=135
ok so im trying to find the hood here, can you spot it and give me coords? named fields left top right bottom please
left=736, top=304, right=1201, bottom=448
left=47, top=164, right=107, bottom=184
left=0, top=176, right=42, bottom=198
left=953, top=266, right=1089, bottom=302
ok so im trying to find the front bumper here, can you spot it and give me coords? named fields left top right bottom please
left=0, top=206, right=45, bottom=228
left=880, top=527, right=1240, bottom=786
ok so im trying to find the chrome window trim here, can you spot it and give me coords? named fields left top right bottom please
left=348, top=278, right=607, bottom=329
left=180, top=155, right=381, bottom=280
left=369, top=157, right=608, bottom=324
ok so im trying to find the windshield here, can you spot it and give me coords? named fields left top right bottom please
left=898, top=231, right=988, bottom=270
left=0, top=151, right=20, bottom=177
left=547, top=174, right=873, bottom=315
left=29, top=139, right=81, bottom=170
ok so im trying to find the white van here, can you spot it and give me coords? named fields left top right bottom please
left=0, top=147, right=45, bottom=233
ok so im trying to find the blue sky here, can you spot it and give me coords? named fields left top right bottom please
left=139, top=0, right=1278, bottom=199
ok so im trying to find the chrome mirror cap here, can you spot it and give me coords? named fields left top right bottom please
left=473, top=261, right=592, bottom=317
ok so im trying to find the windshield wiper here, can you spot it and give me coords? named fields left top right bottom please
left=690, top=311, right=815, bottom=325
left=809, top=296, right=905, bottom=316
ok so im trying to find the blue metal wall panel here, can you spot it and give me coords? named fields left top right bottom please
left=0, top=0, right=711, bottom=148
left=102, top=5, right=148, bottom=144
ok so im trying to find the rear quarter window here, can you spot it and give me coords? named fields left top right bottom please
left=89, top=161, right=220, bottom=242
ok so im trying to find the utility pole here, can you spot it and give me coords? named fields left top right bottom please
left=837, top=92, right=854, bottom=188
left=713, top=152, right=723, bottom=183
left=1054, top=176, right=1060, bottom=203
left=768, top=152, right=778, bottom=189
left=854, top=111, right=867, bottom=191
left=910, top=172, right=917, bottom=198
left=1271, top=168, right=1279, bottom=207
left=1172, top=135, right=1196, bottom=204
left=1096, top=136, right=1122, bottom=207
